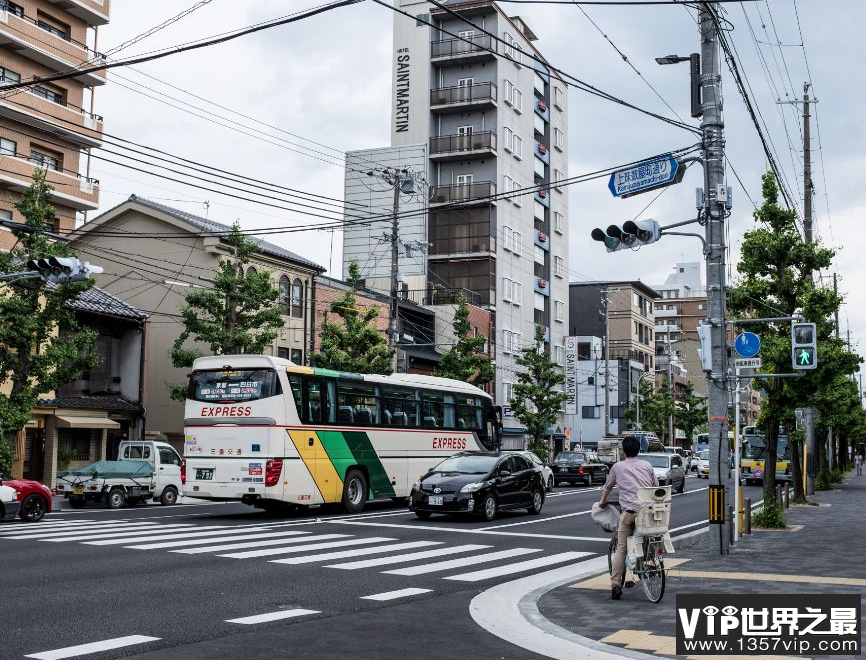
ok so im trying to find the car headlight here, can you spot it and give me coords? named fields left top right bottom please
left=411, top=480, right=421, bottom=492
left=460, top=482, right=485, bottom=493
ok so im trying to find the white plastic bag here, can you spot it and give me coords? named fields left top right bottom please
left=591, top=502, right=620, bottom=533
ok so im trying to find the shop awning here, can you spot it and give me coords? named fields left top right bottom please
left=55, top=415, right=120, bottom=429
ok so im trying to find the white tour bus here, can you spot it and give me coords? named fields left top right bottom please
left=182, top=355, right=501, bottom=513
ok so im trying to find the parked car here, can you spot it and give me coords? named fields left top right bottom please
left=697, top=450, right=710, bottom=478
left=516, top=450, right=554, bottom=492
left=0, top=483, right=21, bottom=522
left=409, top=452, right=545, bottom=522
left=551, top=451, right=609, bottom=487
left=637, top=452, right=686, bottom=493
left=0, top=476, right=52, bottom=522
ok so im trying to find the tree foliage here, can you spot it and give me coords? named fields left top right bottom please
left=0, top=170, right=98, bottom=473
left=310, top=260, right=394, bottom=374
left=624, top=378, right=675, bottom=442
left=509, top=326, right=567, bottom=460
left=169, top=223, right=284, bottom=400
left=729, top=172, right=861, bottom=503
left=434, top=294, right=493, bottom=386
left=677, top=382, right=708, bottom=446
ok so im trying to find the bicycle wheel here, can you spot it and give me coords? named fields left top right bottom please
left=640, top=538, right=666, bottom=603
left=607, top=536, right=624, bottom=587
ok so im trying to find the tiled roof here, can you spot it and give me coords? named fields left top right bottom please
left=121, top=195, right=325, bottom=272
left=37, top=395, right=142, bottom=412
left=67, top=285, right=149, bottom=320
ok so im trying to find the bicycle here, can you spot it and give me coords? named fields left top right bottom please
left=604, top=485, right=672, bottom=603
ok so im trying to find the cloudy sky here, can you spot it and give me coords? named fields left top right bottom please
left=94, top=0, right=865, bottom=362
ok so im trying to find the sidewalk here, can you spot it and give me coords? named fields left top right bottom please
left=532, top=473, right=865, bottom=659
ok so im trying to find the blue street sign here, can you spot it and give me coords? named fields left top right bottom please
left=735, top=332, right=761, bottom=358
left=608, top=153, right=680, bottom=198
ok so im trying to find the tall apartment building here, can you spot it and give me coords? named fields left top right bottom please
left=0, top=0, right=107, bottom=249
left=345, top=0, right=569, bottom=443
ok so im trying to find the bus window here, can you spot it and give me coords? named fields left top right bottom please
left=337, top=380, right=379, bottom=426
left=188, top=368, right=279, bottom=403
left=456, top=395, right=483, bottom=430
left=382, top=387, right=418, bottom=427
left=422, top=390, right=445, bottom=427
left=304, top=378, right=326, bottom=424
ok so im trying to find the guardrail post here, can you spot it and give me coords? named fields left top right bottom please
left=728, top=505, right=735, bottom=545
left=744, top=498, right=752, bottom=535
left=776, top=484, right=783, bottom=507
left=784, top=484, right=790, bottom=509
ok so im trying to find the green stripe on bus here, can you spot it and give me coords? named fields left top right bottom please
left=342, top=430, right=396, bottom=498
left=316, top=430, right=360, bottom=483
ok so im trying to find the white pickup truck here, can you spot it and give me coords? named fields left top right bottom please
left=56, top=441, right=183, bottom=509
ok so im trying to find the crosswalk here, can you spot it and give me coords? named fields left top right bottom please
left=0, top=518, right=594, bottom=583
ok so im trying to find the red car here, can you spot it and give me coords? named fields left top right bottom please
left=1, top=477, right=52, bottom=522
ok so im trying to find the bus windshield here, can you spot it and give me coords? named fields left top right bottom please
left=187, top=368, right=279, bottom=403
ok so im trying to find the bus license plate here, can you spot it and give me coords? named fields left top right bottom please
left=73, top=485, right=84, bottom=495
left=428, top=495, right=444, bottom=506
left=196, top=468, right=214, bottom=481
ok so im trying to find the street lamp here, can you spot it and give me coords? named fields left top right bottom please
left=655, top=52, right=702, bottom=119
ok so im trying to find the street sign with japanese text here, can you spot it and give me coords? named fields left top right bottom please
left=734, top=357, right=762, bottom=369
left=608, top=153, right=680, bottom=198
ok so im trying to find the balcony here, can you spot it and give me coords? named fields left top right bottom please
left=0, top=90, right=103, bottom=147
left=655, top=324, right=681, bottom=334
left=430, top=82, right=497, bottom=112
left=0, top=10, right=106, bottom=85
left=654, top=307, right=679, bottom=318
left=431, top=35, right=496, bottom=65
left=534, top=187, right=550, bottom=207
left=534, top=277, right=550, bottom=297
left=0, top=155, right=99, bottom=210
left=534, top=141, right=549, bottom=164
left=429, top=131, right=496, bottom=161
left=44, top=0, right=111, bottom=26
left=429, top=206, right=495, bottom=256
left=402, top=286, right=481, bottom=307
left=429, top=181, right=496, bottom=206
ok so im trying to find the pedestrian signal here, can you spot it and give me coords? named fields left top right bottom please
left=791, top=322, right=817, bottom=370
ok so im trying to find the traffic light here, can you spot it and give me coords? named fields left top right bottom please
left=25, top=256, right=102, bottom=283
left=791, top=322, right=817, bottom=370
left=590, top=219, right=661, bottom=253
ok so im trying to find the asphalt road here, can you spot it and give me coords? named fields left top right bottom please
left=0, top=473, right=764, bottom=660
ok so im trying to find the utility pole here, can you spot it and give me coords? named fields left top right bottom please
left=603, top=290, right=611, bottom=437
left=666, top=330, right=675, bottom=445
left=698, top=2, right=731, bottom=555
left=801, top=82, right=817, bottom=495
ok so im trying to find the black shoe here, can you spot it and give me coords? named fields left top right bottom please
left=624, top=581, right=635, bottom=589
left=611, top=585, right=623, bottom=600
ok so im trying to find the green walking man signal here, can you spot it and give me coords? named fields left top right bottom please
left=791, top=322, right=817, bottom=370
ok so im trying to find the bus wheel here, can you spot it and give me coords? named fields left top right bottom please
left=342, top=469, right=368, bottom=514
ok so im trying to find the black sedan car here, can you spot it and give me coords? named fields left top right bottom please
left=409, top=452, right=545, bottom=522
left=552, top=451, right=609, bottom=486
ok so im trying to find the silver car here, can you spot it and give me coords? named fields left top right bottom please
left=637, top=452, right=686, bottom=493
left=519, top=451, right=555, bottom=492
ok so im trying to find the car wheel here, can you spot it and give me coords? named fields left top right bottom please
left=68, top=496, right=85, bottom=509
left=341, top=469, right=368, bottom=514
left=19, top=493, right=48, bottom=522
left=546, top=475, right=554, bottom=492
left=415, top=510, right=432, bottom=520
left=677, top=476, right=685, bottom=494
left=105, top=488, right=125, bottom=509
left=480, top=494, right=497, bottom=522
left=527, top=489, right=544, bottom=515
left=160, top=486, right=178, bottom=506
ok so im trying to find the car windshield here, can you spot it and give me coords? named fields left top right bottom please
left=432, top=455, right=498, bottom=474
left=555, top=452, right=586, bottom=463
left=525, top=452, right=543, bottom=466
left=638, top=455, right=670, bottom=468
left=699, top=451, right=710, bottom=460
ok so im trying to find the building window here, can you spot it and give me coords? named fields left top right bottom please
left=504, top=32, right=523, bottom=65
left=2, top=2, right=23, bottom=18
left=503, top=79, right=523, bottom=112
left=28, top=149, right=60, bottom=171
left=554, top=127, right=565, bottom=151
left=503, top=126, right=514, bottom=154
left=553, top=168, right=564, bottom=191
left=554, top=345, right=564, bottom=366
left=512, top=135, right=523, bottom=160
left=277, top=347, right=289, bottom=360
left=534, top=200, right=545, bottom=222
left=554, top=255, right=565, bottom=278
left=502, top=277, right=522, bottom=305
left=503, top=225, right=513, bottom=252
left=534, top=245, right=545, bottom=265
left=513, top=231, right=523, bottom=255
left=0, top=138, right=16, bottom=157
left=0, top=66, right=20, bottom=85
left=582, top=406, right=599, bottom=419
left=279, top=275, right=290, bottom=315
left=512, top=178, right=522, bottom=206
left=504, top=381, right=515, bottom=404
left=553, top=86, right=564, bottom=110
left=554, top=300, right=565, bottom=322
left=32, top=85, right=63, bottom=104
left=503, top=174, right=514, bottom=200
left=59, top=428, right=90, bottom=461
left=456, top=173, right=474, bottom=185
left=291, top=278, right=303, bottom=318
left=36, top=12, right=69, bottom=39
left=290, top=348, right=303, bottom=364
left=554, top=211, right=564, bottom=234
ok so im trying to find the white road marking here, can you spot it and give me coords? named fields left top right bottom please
left=126, top=530, right=313, bottom=550
left=0, top=523, right=183, bottom=540
left=384, top=548, right=541, bottom=576
left=171, top=533, right=350, bottom=555
left=39, top=525, right=204, bottom=542
left=669, top=519, right=708, bottom=533
left=218, top=536, right=396, bottom=559
left=360, top=588, right=432, bottom=601
left=331, top=519, right=610, bottom=542
left=327, top=544, right=491, bottom=570
left=225, top=609, right=319, bottom=625
left=82, top=527, right=269, bottom=546
left=0, top=521, right=147, bottom=535
left=24, top=635, right=160, bottom=659
left=444, top=551, right=594, bottom=581
left=271, top=540, right=442, bottom=565
left=477, top=509, right=593, bottom=530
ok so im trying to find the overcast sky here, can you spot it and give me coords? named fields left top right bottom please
left=95, top=0, right=866, bottom=366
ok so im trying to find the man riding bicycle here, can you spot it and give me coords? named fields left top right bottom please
left=598, top=436, right=658, bottom=600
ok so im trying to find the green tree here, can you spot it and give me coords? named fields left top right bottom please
left=625, top=378, right=676, bottom=442
left=0, top=170, right=98, bottom=473
left=435, top=294, right=493, bottom=386
left=509, top=326, right=567, bottom=461
left=677, top=382, right=708, bottom=447
left=169, top=223, right=284, bottom=400
left=729, top=172, right=844, bottom=503
left=311, top=260, right=393, bottom=374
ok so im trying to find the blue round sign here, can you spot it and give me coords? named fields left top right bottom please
left=735, top=332, right=761, bottom=358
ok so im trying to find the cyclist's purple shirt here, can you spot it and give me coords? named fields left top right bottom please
left=602, top=457, right=658, bottom=511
